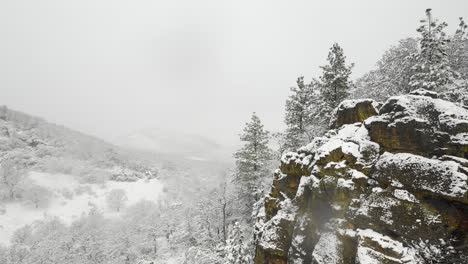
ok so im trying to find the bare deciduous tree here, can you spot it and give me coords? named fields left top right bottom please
left=106, top=189, right=128, bottom=212
left=0, top=161, right=25, bottom=200
left=23, top=184, right=51, bottom=209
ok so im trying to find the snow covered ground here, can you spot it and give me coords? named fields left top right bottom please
left=0, top=171, right=164, bottom=245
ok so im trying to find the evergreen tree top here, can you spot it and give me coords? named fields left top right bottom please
left=455, top=17, right=467, bottom=39
left=234, top=112, right=272, bottom=171
left=320, top=43, right=354, bottom=75
left=416, top=9, right=450, bottom=63
left=409, top=9, right=458, bottom=91
left=319, top=43, right=354, bottom=110
left=239, top=112, right=269, bottom=143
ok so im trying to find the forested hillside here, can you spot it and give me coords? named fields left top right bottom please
left=0, top=105, right=158, bottom=182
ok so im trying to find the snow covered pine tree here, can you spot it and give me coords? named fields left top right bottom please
left=225, top=222, right=251, bottom=264
left=284, top=77, right=324, bottom=151
left=353, top=37, right=419, bottom=100
left=234, top=113, right=272, bottom=222
left=448, top=17, right=468, bottom=79
left=319, top=43, right=354, bottom=119
left=409, top=9, right=458, bottom=91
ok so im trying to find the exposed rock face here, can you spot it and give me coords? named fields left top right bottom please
left=254, top=90, right=468, bottom=264
left=364, top=93, right=468, bottom=157
left=330, top=99, right=379, bottom=129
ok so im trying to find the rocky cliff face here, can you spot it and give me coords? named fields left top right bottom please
left=254, top=89, right=468, bottom=263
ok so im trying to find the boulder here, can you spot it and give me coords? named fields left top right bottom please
left=355, top=229, right=421, bottom=264
left=409, top=88, right=439, bottom=98
left=351, top=189, right=452, bottom=244
left=372, top=152, right=468, bottom=203
left=330, top=99, right=378, bottom=129
left=365, top=92, right=468, bottom=157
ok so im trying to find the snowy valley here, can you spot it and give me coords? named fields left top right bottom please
left=0, top=107, right=231, bottom=263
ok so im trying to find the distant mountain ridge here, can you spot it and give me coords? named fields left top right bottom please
left=117, top=127, right=234, bottom=163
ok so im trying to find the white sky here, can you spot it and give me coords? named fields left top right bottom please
left=1, top=0, right=467, bottom=146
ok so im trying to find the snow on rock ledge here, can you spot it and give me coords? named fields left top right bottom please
left=373, top=152, right=468, bottom=202
left=356, top=228, right=421, bottom=264
left=409, top=88, right=439, bottom=98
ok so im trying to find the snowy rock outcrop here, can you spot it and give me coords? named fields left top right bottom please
left=254, top=90, right=468, bottom=264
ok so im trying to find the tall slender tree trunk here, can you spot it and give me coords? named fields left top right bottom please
left=222, top=201, right=227, bottom=243
left=334, top=83, right=337, bottom=108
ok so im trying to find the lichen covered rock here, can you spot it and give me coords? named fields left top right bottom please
left=254, top=90, right=468, bottom=264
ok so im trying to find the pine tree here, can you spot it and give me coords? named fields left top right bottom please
left=319, top=43, right=354, bottom=112
left=352, top=38, right=419, bottom=101
left=224, top=222, right=251, bottom=264
left=443, top=17, right=468, bottom=106
left=234, top=113, right=272, bottom=221
left=409, top=9, right=458, bottom=91
left=283, top=78, right=326, bottom=151
left=284, top=77, right=313, bottom=150
left=448, top=17, right=468, bottom=79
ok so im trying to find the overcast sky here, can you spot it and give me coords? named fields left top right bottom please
left=1, top=0, right=467, bottom=146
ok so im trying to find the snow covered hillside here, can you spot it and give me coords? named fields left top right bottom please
left=0, top=106, right=159, bottom=182
left=0, top=106, right=231, bottom=263
left=0, top=171, right=163, bottom=245
left=0, top=106, right=166, bottom=245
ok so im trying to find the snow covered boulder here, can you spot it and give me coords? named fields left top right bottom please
left=311, top=229, right=348, bottom=264
left=330, top=99, right=378, bottom=129
left=409, top=88, right=439, bottom=98
left=309, top=123, right=380, bottom=173
left=365, top=92, right=468, bottom=157
left=351, top=189, right=451, bottom=245
left=280, top=152, right=312, bottom=178
left=355, top=229, right=421, bottom=264
left=373, top=152, right=468, bottom=203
